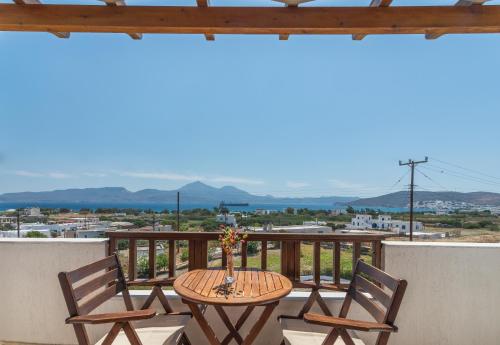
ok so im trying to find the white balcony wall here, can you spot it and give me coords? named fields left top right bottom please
left=383, top=241, right=500, bottom=345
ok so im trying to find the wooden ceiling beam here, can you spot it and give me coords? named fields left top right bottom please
left=353, top=0, right=393, bottom=41
left=426, top=0, right=491, bottom=39
left=101, top=0, right=142, bottom=40
left=12, top=0, right=69, bottom=38
left=196, top=0, right=214, bottom=41
left=2, top=5, right=500, bottom=37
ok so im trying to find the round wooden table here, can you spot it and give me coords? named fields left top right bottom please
left=174, top=268, right=292, bottom=345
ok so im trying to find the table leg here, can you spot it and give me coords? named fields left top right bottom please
left=186, top=302, right=221, bottom=345
left=241, top=302, right=278, bottom=345
left=215, top=306, right=244, bottom=345
left=220, top=305, right=255, bottom=345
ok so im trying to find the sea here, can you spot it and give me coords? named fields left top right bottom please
left=0, top=202, right=423, bottom=213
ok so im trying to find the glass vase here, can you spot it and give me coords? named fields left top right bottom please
left=225, top=251, right=235, bottom=284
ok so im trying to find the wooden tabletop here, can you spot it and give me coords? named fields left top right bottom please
left=173, top=268, right=292, bottom=306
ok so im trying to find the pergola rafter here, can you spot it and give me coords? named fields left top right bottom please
left=12, top=0, right=70, bottom=38
left=425, top=0, right=491, bottom=39
left=274, top=0, right=313, bottom=40
left=2, top=4, right=500, bottom=40
left=101, top=0, right=142, bottom=40
left=196, top=0, right=215, bottom=41
left=352, top=0, right=394, bottom=41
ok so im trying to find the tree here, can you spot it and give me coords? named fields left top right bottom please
left=25, top=231, right=48, bottom=238
left=201, top=219, right=220, bottom=232
left=346, top=206, right=355, bottom=214
left=285, top=207, right=295, bottom=215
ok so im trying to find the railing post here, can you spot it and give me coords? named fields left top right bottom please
left=313, top=241, right=321, bottom=285
left=129, top=239, right=136, bottom=281
left=168, top=239, right=175, bottom=278
left=352, top=241, right=361, bottom=275
left=334, top=241, right=341, bottom=285
left=372, top=240, right=382, bottom=269
left=108, top=236, right=116, bottom=256
left=261, top=240, right=267, bottom=270
left=189, top=240, right=208, bottom=270
left=241, top=241, right=248, bottom=268
left=148, top=239, right=156, bottom=279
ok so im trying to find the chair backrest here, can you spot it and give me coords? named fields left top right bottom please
left=339, top=260, right=407, bottom=344
left=59, top=254, right=134, bottom=330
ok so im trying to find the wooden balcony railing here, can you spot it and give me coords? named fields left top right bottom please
left=106, top=231, right=390, bottom=288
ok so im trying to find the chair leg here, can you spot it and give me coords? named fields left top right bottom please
left=322, top=328, right=340, bottom=345
left=338, top=329, right=356, bottom=345
left=122, top=321, right=143, bottom=345
left=154, top=286, right=174, bottom=313
left=101, top=323, right=123, bottom=345
left=141, top=288, right=159, bottom=310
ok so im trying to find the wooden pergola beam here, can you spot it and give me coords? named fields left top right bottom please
left=426, top=0, right=491, bottom=39
left=352, top=0, right=393, bottom=41
left=2, top=5, right=500, bottom=37
left=196, top=0, right=214, bottom=41
left=102, top=0, right=142, bottom=40
left=12, top=0, right=69, bottom=38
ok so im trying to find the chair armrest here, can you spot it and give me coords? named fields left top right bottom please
left=304, top=313, right=396, bottom=332
left=67, top=309, right=156, bottom=325
left=127, top=278, right=175, bottom=287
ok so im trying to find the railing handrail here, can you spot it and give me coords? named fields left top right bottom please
left=106, top=230, right=391, bottom=241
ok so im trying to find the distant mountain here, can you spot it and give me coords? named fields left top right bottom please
left=0, top=181, right=357, bottom=206
left=347, top=191, right=500, bottom=208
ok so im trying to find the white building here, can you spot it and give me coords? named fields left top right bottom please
left=248, top=224, right=333, bottom=233
left=0, top=216, right=17, bottom=225
left=0, top=229, right=51, bottom=238
left=347, top=214, right=424, bottom=234
left=216, top=214, right=237, bottom=227
left=254, top=209, right=277, bottom=215
left=23, top=207, right=41, bottom=217
left=303, top=220, right=327, bottom=226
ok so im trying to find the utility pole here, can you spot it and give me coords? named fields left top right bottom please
left=176, top=191, right=180, bottom=232
left=17, top=210, right=20, bottom=238
left=152, top=212, right=156, bottom=231
left=399, top=157, right=428, bottom=241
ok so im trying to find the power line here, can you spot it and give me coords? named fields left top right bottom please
left=415, top=168, right=450, bottom=191
left=423, top=164, right=500, bottom=188
left=430, top=156, right=500, bottom=181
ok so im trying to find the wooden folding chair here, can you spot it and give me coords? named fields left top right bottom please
left=282, top=260, right=407, bottom=345
left=58, top=254, right=189, bottom=345
left=278, top=241, right=349, bottom=321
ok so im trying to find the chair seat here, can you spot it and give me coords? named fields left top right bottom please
left=95, top=326, right=184, bottom=345
left=283, top=330, right=365, bottom=345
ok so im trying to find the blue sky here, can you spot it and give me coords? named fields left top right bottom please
left=1, top=12, right=500, bottom=197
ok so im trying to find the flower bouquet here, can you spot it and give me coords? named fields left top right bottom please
left=219, top=226, right=247, bottom=284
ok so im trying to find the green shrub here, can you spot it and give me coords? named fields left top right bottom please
left=180, top=249, right=189, bottom=262
left=156, top=253, right=168, bottom=271
left=247, top=241, right=259, bottom=255
left=24, top=231, right=47, bottom=238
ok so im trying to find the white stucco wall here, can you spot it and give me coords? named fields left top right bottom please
left=383, top=241, right=500, bottom=345
left=0, top=238, right=108, bottom=345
